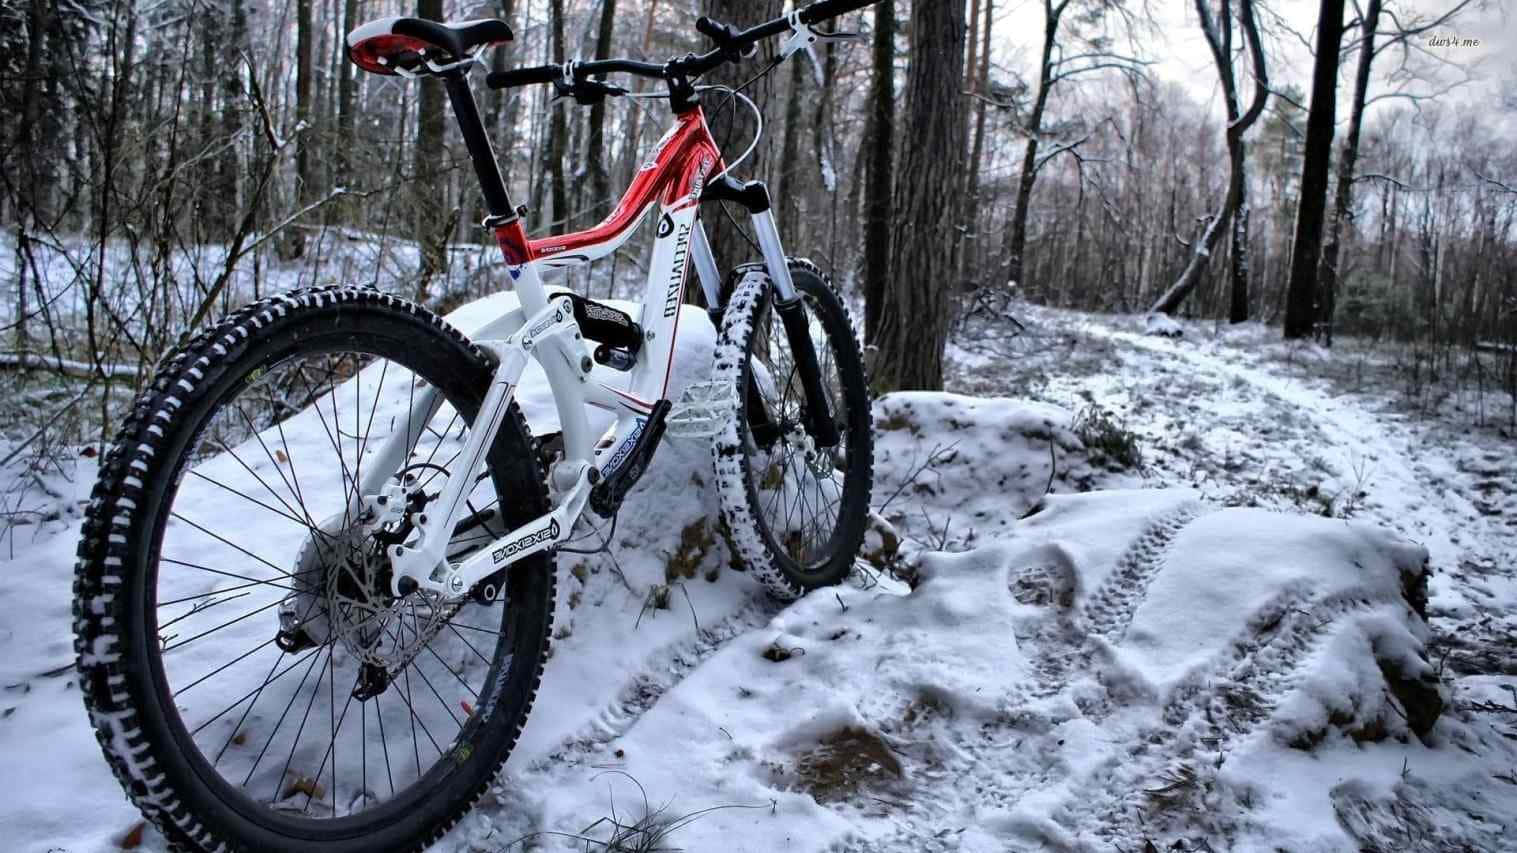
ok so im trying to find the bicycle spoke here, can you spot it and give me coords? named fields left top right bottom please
left=448, top=621, right=509, bottom=638
left=239, top=646, right=326, bottom=787
left=290, top=363, right=359, bottom=529
left=168, top=513, right=298, bottom=580
left=177, top=637, right=277, bottom=696
left=374, top=689, right=396, bottom=798
left=446, top=622, right=494, bottom=667
left=214, top=645, right=289, bottom=766
left=424, top=642, right=480, bottom=700
left=197, top=448, right=320, bottom=536
left=163, top=597, right=286, bottom=654
left=273, top=644, right=335, bottom=804
left=303, top=664, right=364, bottom=815
left=158, top=571, right=298, bottom=608
left=196, top=644, right=322, bottom=739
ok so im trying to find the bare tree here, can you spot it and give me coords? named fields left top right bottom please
left=702, top=0, right=784, bottom=278
left=543, top=0, right=568, bottom=228
left=1001, top=0, right=1145, bottom=294
left=1149, top=0, right=1269, bottom=317
left=1283, top=0, right=1348, bottom=338
left=580, top=0, right=617, bottom=230
left=874, top=0, right=966, bottom=391
left=1316, top=0, right=1480, bottom=343
left=413, top=0, right=452, bottom=297
left=862, top=0, right=896, bottom=344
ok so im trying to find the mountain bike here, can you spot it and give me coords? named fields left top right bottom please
left=73, top=1, right=877, bottom=850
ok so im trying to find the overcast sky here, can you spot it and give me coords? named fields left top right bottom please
left=986, top=0, right=1514, bottom=130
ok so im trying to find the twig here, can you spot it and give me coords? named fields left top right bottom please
left=877, top=440, right=960, bottom=515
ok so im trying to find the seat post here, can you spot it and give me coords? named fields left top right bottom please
left=443, top=72, right=514, bottom=221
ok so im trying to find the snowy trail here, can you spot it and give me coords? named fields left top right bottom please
left=1067, top=319, right=1517, bottom=675
left=3, top=295, right=1513, bottom=853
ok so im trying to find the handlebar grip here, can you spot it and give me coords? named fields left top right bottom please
left=485, top=64, right=562, bottom=90
left=798, top=0, right=879, bottom=25
left=695, top=16, right=744, bottom=50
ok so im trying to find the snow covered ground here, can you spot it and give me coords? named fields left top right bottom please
left=0, top=293, right=1513, bottom=853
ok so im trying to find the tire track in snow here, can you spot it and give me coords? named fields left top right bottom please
left=1029, top=502, right=1205, bottom=703
left=832, top=503, right=1205, bottom=853
left=1050, top=588, right=1395, bottom=850
left=470, top=595, right=780, bottom=841
left=1084, top=323, right=1515, bottom=676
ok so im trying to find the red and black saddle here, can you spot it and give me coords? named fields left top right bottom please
left=347, top=17, right=512, bottom=76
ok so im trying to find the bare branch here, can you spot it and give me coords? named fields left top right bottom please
left=0, top=351, right=135, bottom=379
left=1033, top=132, right=1092, bottom=174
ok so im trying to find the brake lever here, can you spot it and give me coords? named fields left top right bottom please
left=778, top=11, right=863, bottom=60
left=550, top=76, right=628, bottom=107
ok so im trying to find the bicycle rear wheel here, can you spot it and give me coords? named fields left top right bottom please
left=712, top=260, right=874, bottom=600
left=73, top=288, right=553, bottom=853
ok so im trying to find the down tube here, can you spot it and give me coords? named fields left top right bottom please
left=628, top=203, right=702, bottom=403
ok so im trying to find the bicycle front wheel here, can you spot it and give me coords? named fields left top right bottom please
left=712, top=260, right=874, bottom=600
left=73, top=287, right=553, bottom=853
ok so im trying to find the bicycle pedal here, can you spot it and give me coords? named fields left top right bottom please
left=590, top=400, right=672, bottom=517
left=665, top=381, right=736, bottom=439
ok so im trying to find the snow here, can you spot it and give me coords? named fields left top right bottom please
left=1143, top=311, right=1184, bottom=337
left=0, top=289, right=1511, bottom=853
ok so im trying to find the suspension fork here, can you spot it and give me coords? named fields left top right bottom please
left=746, top=197, right=841, bottom=449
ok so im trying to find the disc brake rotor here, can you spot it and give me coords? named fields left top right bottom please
left=280, top=508, right=466, bottom=700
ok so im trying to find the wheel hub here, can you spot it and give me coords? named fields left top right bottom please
left=278, top=510, right=461, bottom=701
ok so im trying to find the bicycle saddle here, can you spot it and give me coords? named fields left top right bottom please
left=348, top=17, right=513, bottom=75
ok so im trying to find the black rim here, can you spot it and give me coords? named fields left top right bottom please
left=141, top=334, right=516, bottom=834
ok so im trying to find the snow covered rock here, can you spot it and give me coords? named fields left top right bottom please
left=872, top=393, right=1102, bottom=550
left=1143, top=312, right=1184, bottom=337
left=500, top=488, right=1452, bottom=852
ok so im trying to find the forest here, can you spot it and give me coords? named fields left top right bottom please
left=3, top=0, right=1513, bottom=416
left=3, top=0, right=1517, bottom=851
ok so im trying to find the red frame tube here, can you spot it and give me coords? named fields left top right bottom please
left=492, top=107, right=724, bottom=265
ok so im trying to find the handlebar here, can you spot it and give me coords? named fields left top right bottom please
left=797, top=0, right=880, bottom=25
left=485, top=0, right=877, bottom=94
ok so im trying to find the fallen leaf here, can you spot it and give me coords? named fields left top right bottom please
left=274, top=449, right=289, bottom=464
left=284, top=775, right=325, bottom=800
left=120, top=821, right=146, bottom=849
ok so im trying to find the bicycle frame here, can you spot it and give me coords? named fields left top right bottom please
left=369, top=72, right=803, bottom=598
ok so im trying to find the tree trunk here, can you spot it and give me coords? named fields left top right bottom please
left=1004, top=0, right=1061, bottom=293
left=1149, top=0, right=1269, bottom=317
left=962, top=0, right=993, bottom=289
left=543, top=0, right=568, bottom=227
left=335, top=0, right=358, bottom=190
left=874, top=0, right=965, bottom=392
left=810, top=37, right=840, bottom=258
left=777, top=55, right=808, bottom=239
left=862, top=0, right=896, bottom=344
left=296, top=0, right=314, bottom=204
left=1283, top=0, right=1346, bottom=339
left=1229, top=186, right=1251, bottom=322
left=702, top=0, right=783, bottom=276
left=15, top=0, right=56, bottom=347
left=581, top=0, right=617, bottom=230
left=1317, top=0, right=1381, bottom=346
left=414, top=0, right=449, bottom=295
